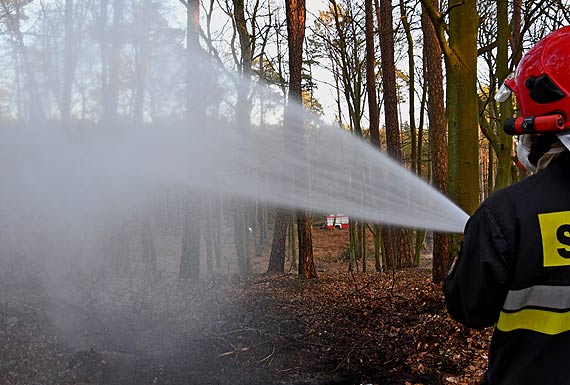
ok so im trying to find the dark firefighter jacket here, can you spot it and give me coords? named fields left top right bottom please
left=444, top=150, right=570, bottom=385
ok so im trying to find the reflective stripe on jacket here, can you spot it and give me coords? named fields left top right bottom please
left=444, top=151, right=570, bottom=385
left=497, top=285, right=570, bottom=335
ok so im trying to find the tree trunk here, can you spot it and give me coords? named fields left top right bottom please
left=290, top=212, right=297, bottom=269
left=297, top=211, right=316, bottom=279
left=134, top=0, right=151, bottom=125
left=179, top=0, right=202, bottom=281
left=377, top=0, right=414, bottom=269
left=204, top=199, right=216, bottom=276
left=268, top=208, right=288, bottom=273
left=285, top=0, right=315, bottom=279
left=373, top=224, right=382, bottom=272
left=447, top=0, right=479, bottom=261
left=231, top=0, right=256, bottom=275
left=1, top=1, right=44, bottom=121
left=447, top=0, right=479, bottom=215
left=180, top=197, right=201, bottom=281
left=185, top=0, right=200, bottom=119
left=510, top=0, right=522, bottom=67
left=102, top=0, right=123, bottom=123
left=422, top=0, right=450, bottom=282
left=361, top=222, right=366, bottom=273
left=494, top=0, right=513, bottom=191
left=399, top=0, right=417, bottom=173
left=62, top=0, right=74, bottom=124
left=233, top=203, right=251, bottom=275
left=365, top=0, right=380, bottom=148
left=365, top=0, right=381, bottom=273
left=99, top=0, right=108, bottom=119
left=141, top=219, right=157, bottom=282
left=349, top=220, right=356, bottom=271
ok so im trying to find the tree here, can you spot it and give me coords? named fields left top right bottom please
left=101, top=0, right=123, bottom=123
left=231, top=0, right=255, bottom=276
left=422, top=0, right=449, bottom=283
left=265, top=4, right=289, bottom=274
left=179, top=0, right=202, bottom=281
left=133, top=0, right=151, bottom=126
left=1, top=0, right=44, bottom=121
left=268, top=209, right=288, bottom=273
left=364, top=0, right=382, bottom=272
left=285, top=0, right=315, bottom=279
left=61, top=0, right=74, bottom=124
left=422, top=0, right=479, bottom=218
left=376, top=0, right=414, bottom=269
left=399, top=0, right=417, bottom=173
left=421, top=0, right=479, bottom=267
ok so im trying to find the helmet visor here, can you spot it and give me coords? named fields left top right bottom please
left=495, top=73, right=515, bottom=102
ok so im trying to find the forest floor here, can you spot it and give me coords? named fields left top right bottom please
left=0, top=227, right=492, bottom=385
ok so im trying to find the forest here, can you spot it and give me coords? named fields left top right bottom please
left=1, top=0, right=569, bottom=384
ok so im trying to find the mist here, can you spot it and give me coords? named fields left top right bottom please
left=0, top=91, right=467, bottom=272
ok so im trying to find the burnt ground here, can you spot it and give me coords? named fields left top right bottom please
left=0, top=228, right=492, bottom=385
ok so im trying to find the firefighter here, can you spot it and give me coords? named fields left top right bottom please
left=444, top=26, right=570, bottom=385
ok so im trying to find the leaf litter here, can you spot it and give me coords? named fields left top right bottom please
left=0, top=227, right=491, bottom=384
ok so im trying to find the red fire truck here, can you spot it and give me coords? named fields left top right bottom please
left=325, top=214, right=349, bottom=229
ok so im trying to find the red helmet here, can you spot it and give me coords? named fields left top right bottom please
left=500, top=26, right=570, bottom=129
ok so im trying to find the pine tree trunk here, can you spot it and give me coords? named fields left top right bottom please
left=361, top=222, right=367, bottom=273
left=268, top=209, right=288, bottom=273
left=290, top=212, right=297, bottom=269
left=180, top=196, right=201, bottom=281
left=62, top=0, right=74, bottom=123
left=102, top=0, right=123, bottom=123
left=349, top=221, right=356, bottom=271
left=373, top=224, right=382, bottom=272
left=494, top=0, right=513, bottom=190
left=297, top=211, right=316, bottom=279
left=286, top=0, right=315, bottom=279
left=134, top=0, right=151, bottom=126
left=365, top=0, right=380, bottom=149
left=422, top=0, right=450, bottom=283
left=377, top=0, right=414, bottom=269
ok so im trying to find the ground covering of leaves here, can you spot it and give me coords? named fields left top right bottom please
left=0, top=228, right=492, bottom=385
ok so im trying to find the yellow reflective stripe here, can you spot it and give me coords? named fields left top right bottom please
left=497, top=309, right=570, bottom=335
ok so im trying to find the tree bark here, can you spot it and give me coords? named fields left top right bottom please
left=365, top=0, right=381, bottom=272
left=179, top=0, right=202, bottom=281
left=286, top=0, right=315, bottom=279
left=399, top=0, right=417, bottom=173
left=268, top=208, right=288, bottom=273
left=180, top=198, right=201, bottom=281
left=133, top=0, right=151, bottom=125
left=447, top=0, right=479, bottom=215
left=62, top=0, right=74, bottom=124
left=102, top=0, right=123, bottom=123
left=99, top=0, right=108, bottom=119
left=422, top=0, right=449, bottom=283
left=494, top=0, right=513, bottom=190
left=231, top=0, right=256, bottom=275
left=377, top=0, right=414, bottom=269
left=365, top=0, right=380, bottom=148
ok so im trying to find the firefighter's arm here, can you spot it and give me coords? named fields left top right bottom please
left=443, top=205, right=512, bottom=329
